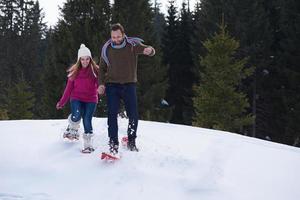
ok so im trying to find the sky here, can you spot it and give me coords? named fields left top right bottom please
left=38, top=0, right=197, bottom=26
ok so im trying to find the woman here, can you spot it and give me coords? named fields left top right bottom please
left=56, top=44, right=99, bottom=153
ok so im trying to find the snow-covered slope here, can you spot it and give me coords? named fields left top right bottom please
left=0, top=118, right=300, bottom=200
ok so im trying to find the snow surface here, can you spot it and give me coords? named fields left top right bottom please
left=0, top=118, right=300, bottom=200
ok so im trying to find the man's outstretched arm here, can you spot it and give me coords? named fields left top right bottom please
left=135, top=43, right=155, bottom=56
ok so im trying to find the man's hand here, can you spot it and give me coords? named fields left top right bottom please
left=98, top=85, right=105, bottom=96
left=143, top=47, right=154, bottom=56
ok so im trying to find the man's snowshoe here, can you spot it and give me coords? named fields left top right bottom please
left=127, top=138, right=139, bottom=152
left=100, top=152, right=120, bottom=161
left=101, top=139, right=120, bottom=161
left=121, top=136, right=128, bottom=146
left=121, top=136, right=139, bottom=151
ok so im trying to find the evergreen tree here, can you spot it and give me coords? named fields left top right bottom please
left=276, top=0, right=300, bottom=146
left=162, top=0, right=178, bottom=66
left=192, top=0, right=275, bottom=137
left=193, top=24, right=254, bottom=133
left=0, top=0, right=22, bottom=84
left=0, top=81, right=9, bottom=120
left=190, top=1, right=202, bottom=72
left=0, top=0, right=46, bottom=82
left=162, top=0, right=178, bottom=123
left=6, top=78, right=35, bottom=119
left=0, top=109, right=9, bottom=120
left=41, top=29, right=66, bottom=119
left=21, top=1, right=47, bottom=118
left=163, top=1, right=196, bottom=125
left=174, top=2, right=195, bottom=125
left=153, top=0, right=166, bottom=45
left=0, top=0, right=46, bottom=118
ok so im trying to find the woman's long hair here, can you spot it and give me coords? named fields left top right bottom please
left=67, top=57, right=99, bottom=80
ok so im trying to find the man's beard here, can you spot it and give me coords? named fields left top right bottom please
left=113, top=38, right=125, bottom=45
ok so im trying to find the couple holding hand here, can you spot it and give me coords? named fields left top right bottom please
left=56, top=23, right=155, bottom=154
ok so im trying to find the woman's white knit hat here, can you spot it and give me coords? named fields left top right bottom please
left=78, top=44, right=92, bottom=60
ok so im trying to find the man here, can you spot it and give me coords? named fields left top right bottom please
left=98, top=23, right=155, bottom=155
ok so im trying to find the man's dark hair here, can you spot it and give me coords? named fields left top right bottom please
left=111, top=23, right=125, bottom=34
